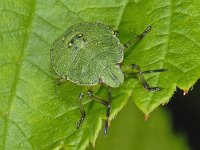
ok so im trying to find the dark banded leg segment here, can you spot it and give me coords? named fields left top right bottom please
left=87, top=88, right=112, bottom=135
left=124, top=25, right=152, bottom=48
left=105, top=87, right=112, bottom=135
left=77, top=92, right=86, bottom=129
left=132, top=64, right=161, bottom=91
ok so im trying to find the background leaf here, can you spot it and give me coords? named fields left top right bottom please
left=87, top=100, right=190, bottom=150
left=0, top=0, right=199, bottom=149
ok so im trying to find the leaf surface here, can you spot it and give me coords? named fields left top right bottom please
left=0, top=0, right=199, bottom=149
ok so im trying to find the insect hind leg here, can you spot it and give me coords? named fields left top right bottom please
left=131, top=64, right=167, bottom=91
left=87, top=87, right=112, bottom=135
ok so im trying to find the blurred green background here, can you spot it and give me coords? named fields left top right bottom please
left=87, top=100, right=189, bottom=150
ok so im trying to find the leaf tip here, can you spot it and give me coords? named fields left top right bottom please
left=183, top=89, right=188, bottom=95
left=92, top=141, right=96, bottom=148
left=144, top=114, right=149, bottom=122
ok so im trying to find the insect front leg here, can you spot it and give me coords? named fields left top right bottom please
left=57, top=79, right=65, bottom=85
left=57, top=76, right=67, bottom=85
left=87, top=87, right=112, bottom=135
left=124, top=25, right=151, bottom=48
left=77, top=92, right=86, bottom=129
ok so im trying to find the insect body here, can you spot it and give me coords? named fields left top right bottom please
left=51, top=22, right=124, bottom=87
left=50, top=22, right=166, bottom=134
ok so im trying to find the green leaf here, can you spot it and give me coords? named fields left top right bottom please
left=0, top=0, right=199, bottom=149
left=119, top=0, right=200, bottom=114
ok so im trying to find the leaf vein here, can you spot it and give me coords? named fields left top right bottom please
left=2, top=0, right=38, bottom=149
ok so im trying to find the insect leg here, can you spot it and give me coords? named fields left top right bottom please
left=124, top=25, right=151, bottom=48
left=113, top=30, right=119, bottom=36
left=77, top=92, right=86, bottom=129
left=126, top=69, right=168, bottom=75
left=87, top=90, right=110, bottom=106
left=105, top=86, right=112, bottom=135
left=136, top=25, right=152, bottom=40
left=135, top=69, right=168, bottom=74
left=57, top=78, right=66, bottom=85
left=87, top=89, right=111, bottom=135
left=131, top=64, right=161, bottom=91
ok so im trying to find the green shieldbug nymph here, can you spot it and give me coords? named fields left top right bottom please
left=50, top=22, right=167, bottom=134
